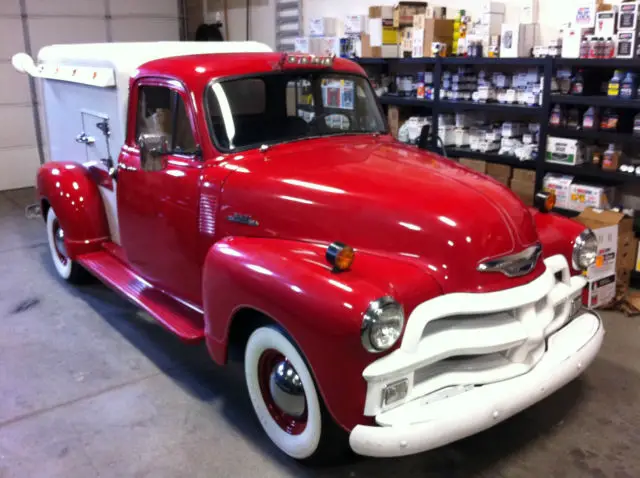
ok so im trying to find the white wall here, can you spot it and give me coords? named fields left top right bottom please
left=221, top=0, right=624, bottom=50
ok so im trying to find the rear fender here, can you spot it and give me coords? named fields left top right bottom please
left=531, top=209, right=585, bottom=273
left=202, top=236, right=442, bottom=431
left=37, top=162, right=110, bottom=258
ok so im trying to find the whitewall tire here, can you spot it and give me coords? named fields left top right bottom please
left=245, top=326, right=323, bottom=460
left=46, top=208, right=87, bottom=283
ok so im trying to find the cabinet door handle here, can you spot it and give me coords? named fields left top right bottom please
left=75, top=133, right=95, bottom=145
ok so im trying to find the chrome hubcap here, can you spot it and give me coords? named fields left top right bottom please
left=53, top=220, right=68, bottom=260
left=268, top=359, right=306, bottom=418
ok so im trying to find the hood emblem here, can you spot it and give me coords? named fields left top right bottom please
left=477, top=244, right=542, bottom=278
left=227, top=213, right=259, bottom=227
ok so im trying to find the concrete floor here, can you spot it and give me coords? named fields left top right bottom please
left=1, top=188, right=640, bottom=478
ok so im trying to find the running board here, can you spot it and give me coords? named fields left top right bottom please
left=77, top=251, right=205, bottom=342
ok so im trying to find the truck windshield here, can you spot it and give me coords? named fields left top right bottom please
left=205, top=72, right=386, bottom=152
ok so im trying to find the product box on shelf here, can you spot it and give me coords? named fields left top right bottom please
left=596, top=10, right=617, bottom=39
left=309, top=18, right=338, bottom=37
left=393, top=1, right=427, bottom=28
left=425, top=5, right=447, bottom=19
left=520, top=0, right=539, bottom=24
left=487, top=163, right=512, bottom=185
left=459, top=158, right=488, bottom=173
left=345, top=15, right=367, bottom=35
left=585, top=275, right=617, bottom=309
left=294, top=37, right=310, bottom=53
left=512, top=168, right=536, bottom=183
left=562, top=27, right=584, bottom=58
left=481, top=1, right=506, bottom=15
left=510, top=178, right=535, bottom=206
left=500, top=23, right=538, bottom=58
left=569, top=183, right=615, bottom=211
left=616, top=31, right=637, bottom=59
left=412, top=18, right=454, bottom=57
left=369, top=6, right=394, bottom=48
left=543, top=173, right=573, bottom=209
left=546, top=137, right=584, bottom=166
left=617, top=1, right=640, bottom=32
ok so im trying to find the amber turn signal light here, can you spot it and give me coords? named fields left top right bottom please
left=326, top=242, right=354, bottom=272
left=535, top=191, right=556, bottom=213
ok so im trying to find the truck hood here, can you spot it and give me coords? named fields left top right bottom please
left=220, top=137, right=543, bottom=294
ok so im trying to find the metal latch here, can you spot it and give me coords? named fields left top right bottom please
left=75, top=133, right=95, bottom=145
left=96, top=120, right=110, bottom=137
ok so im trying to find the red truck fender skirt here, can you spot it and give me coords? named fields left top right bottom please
left=37, top=161, right=110, bottom=258
left=202, top=236, right=442, bottom=431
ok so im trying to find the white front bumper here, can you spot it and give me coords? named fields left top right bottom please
left=350, top=310, right=603, bottom=457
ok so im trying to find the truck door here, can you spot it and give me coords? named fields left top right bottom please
left=116, top=79, right=204, bottom=306
left=78, top=110, right=121, bottom=244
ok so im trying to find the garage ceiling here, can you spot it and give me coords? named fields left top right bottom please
left=0, top=0, right=182, bottom=191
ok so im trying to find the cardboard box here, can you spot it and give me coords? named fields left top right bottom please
left=309, top=18, right=338, bottom=37
left=616, top=31, right=637, bottom=59
left=575, top=209, right=620, bottom=281
left=482, top=1, right=506, bottom=15
left=512, top=168, right=536, bottom=182
left=412, top=18, right=454, bottom=57
left=425, top=6, right=447, bottom=19
left=500, top=23, right=538, bottom=58
left=487, top=163, right=512, bottom=179
left=459, top=158, right=488, bottom=174
left=585, top=274, right=616, bottom=309
left=345, top=15, right=367, bottom=35
left=492, top=176, right=511, bottom=187
left=370, top=44, right=401, bottom=58
left=596, top=11, right=617, bottom=38
left=546, top=137, right=585, bottom=166
left=383, top=26, right=400, bottom=45
left=369, top=6, right=394, bottom=20
left=400, top=27, right=413, bottom=56
left=510, top=178, right=535, bottom=206
left=393, top=1, right=427, bottom=28
left=388, top=106, right=402, bottom=137
left=618, top=1, right=640, bottom=31
left=520, top=0, right=540, bottom=24
left=369, top=6, right=394, bottom=48
left=568, top=183, right=614, bottom=212
left=543, top=173, right=573, bottom=209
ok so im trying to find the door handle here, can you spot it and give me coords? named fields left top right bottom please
left=75, top=132, right=95, bottom=145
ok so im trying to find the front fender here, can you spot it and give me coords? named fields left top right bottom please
left=202, top=236, right=442, bottom=431
left=531, top=209, right=585, bottom=273
left=37, top=162, right=109, bottom=258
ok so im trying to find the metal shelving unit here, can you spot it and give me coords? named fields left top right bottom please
left=355, top=56, right=640, bottom=194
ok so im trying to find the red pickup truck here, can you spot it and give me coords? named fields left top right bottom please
left=13, top=42, right=603, bottom=462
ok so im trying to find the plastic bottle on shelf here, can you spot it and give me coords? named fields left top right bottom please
left=580, top=37, right=590, bottom=58
left=549, top=104, right=565, bottom=127
left=608, top=70, right=623, bottom=97
left=588, top=36, right=599, bottom=59
left=567, top=108, right=581, bottom=129
left=605, top=37, right=616, bottom=59
left=570, top=69, right=584, bottom=95
left=598, top=37, right=607, bottom=59
left=620, top=72, right=637, bottom=99
left=603, top=144, right=620, bottom=171
left=634, top=113, right=640, bottom=136
left=583, top=106, right=598, bottom=130
left=600, top=108, right=619, bottom=131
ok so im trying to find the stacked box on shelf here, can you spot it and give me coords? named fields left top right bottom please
left=487, top=163, right=512, bottom=186
left=459, top=158, right=487, bottom=173
left=510, top=169, right=536, bottom=206
left=369, top=6, right=399, bottom=58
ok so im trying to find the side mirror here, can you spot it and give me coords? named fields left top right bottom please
left=138, top=133, right=169, bottom=171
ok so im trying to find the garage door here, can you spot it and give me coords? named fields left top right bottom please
left=0, top=0, right=182, bottom=191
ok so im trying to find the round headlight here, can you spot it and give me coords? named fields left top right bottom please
left=361, top=296, right=404, bottom=352
left=572, top=229, right=598, bottom=270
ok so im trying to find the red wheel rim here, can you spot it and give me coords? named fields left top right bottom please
left=257, top=349, right=308, bottom=435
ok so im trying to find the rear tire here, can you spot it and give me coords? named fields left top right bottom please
left=46, top=208, right=89, bottom=284
left=244, top=326, right=349, bottom=464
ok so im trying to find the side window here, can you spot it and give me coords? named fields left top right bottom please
left=136, top=85, right=197, bottom=155
left=286, top=79, right=315, bottom=123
